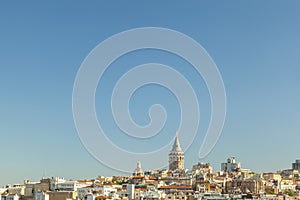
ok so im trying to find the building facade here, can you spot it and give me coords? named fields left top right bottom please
left=292, top=160, right=300, bottom=171
left=221, top=157, right=241, bottom=173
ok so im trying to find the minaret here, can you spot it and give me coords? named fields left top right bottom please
left=133, top=161, right=144, bottom=176
left=169, top=132, right=184, bottom=170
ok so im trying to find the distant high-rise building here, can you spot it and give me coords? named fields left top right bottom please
left=292, top=159, right=300, bottom=171
left=221, top=156, right=241, bottom=173
left=169, top=132, right=184, bottom=171
left=126, top=184, right=135, bottom=200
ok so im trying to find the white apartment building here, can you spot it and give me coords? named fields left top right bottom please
left=77, top=185, right=117, bottom=200
left=135, top=189, right=165, bottom=200
left=77, top=187, right=93, bottom=199
left=56, top=181, right=90, bottom=191
left=279, top=178, right=296, bottom=192
left=0, top=188, right=6, bottom=194
left=49, top=177, right=66, bottom=191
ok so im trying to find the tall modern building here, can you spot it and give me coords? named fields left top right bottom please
left=292, top=159, right=300, bottom=171
left=221, top=156, right=241, bottom=173
left=169, top=132, right=184, bottom=171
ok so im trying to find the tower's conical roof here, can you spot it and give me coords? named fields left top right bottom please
left=171, top=131, right=183, bottom=152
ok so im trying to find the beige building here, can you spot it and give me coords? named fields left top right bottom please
left=48, top=191, right=76, bottom=200
left=7, top=185, right=25, bottom=196
left=263, top=173, right=282, bottom=182
left=24, top=178, right=50, bottom=200
left=192, top=163, right=213, bottom=174
left=226, top=176, right=265, bottom=194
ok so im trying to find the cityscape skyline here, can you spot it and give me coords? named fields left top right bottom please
left=0, top=151, right=299, bottom=183
left=1, top=0, right=300, bottom=188
left=2, top=155, right=300, bottom=199
left=0, top=154, right=299, bottom=187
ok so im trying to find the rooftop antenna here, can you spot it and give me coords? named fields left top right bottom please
left=43, top=168, right=45, bottom=179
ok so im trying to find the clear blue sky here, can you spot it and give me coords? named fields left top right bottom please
left=0, top=1, right=300, bottom=186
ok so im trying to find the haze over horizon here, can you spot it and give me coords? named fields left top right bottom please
left=0, top=1, right=300, bottom=186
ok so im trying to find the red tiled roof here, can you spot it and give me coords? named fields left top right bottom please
left=95, top=195, right=110, bottom=199
left=78, top=179, right=93, bottom=182
left=282, top=178, right=293, bottom=181
left=83, top=186, right=93, bottom=188
left=148, top=176, right=157, bottom=180
left=135, top=188, right=147, bottom=191
left=133, top=176, right=144, bottom=179
left=159, top=185, right=192, bottom=189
